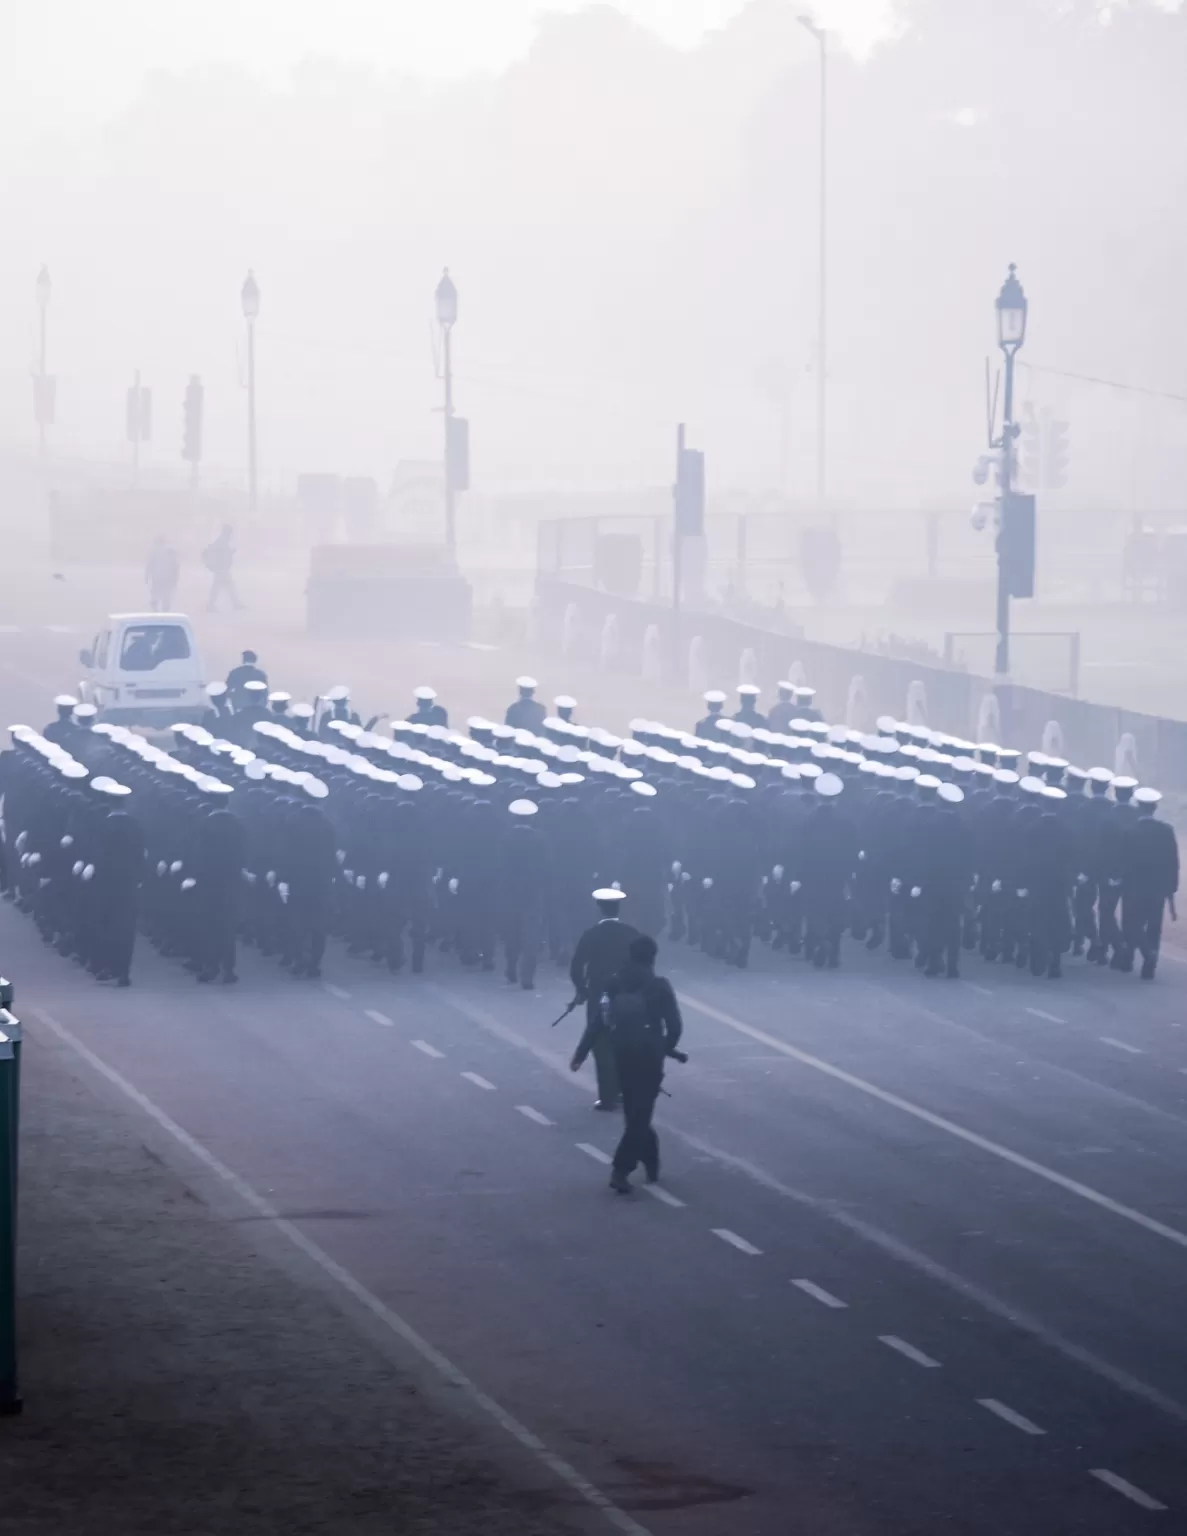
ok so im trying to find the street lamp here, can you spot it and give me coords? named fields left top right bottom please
left=994, top=262, right=1028, bottom=675
left=241, top=270, right=260, bottom=513
left=435, top=268, right=458, bottom=550
left=798, top=13, right=828, bottom=514
left=35, top=266, right=51, bottom=457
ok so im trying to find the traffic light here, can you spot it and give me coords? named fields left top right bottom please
left=1019, top=405, right=1042, bottom=491
left=674, top=441, right=705, bottom=537
left=998, top=491, right=1035, bottom=599
left=126, top=384, right=151, bottom=442
left=182, top=376, right=204, bottom=464
left=1043, top=417, right=1070, bottom=490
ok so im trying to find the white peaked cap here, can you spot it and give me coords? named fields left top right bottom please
left=703, top=690, right=727, bottom=705
left=537, top=772, right=564, bottom=789
left=1041, top=786, right=1067, bottom=800
left=268, top=691, right=292, bottom=704
left=915, top=774, right=942, bottom=791
left=895, top=765, right=920, bottom=782
left=515, top=676, right=538, bottom=690
left=994, top=769, right=1020, bottom=785
left=815, top=772, right=844, bottom=797
left=592, top=887, right=627, bottom=901
left=508, top=798, right=539, bottom=815
left=414, top=685, right=437, bottom=700
left=630, top=781, right=658, bottom=797
left=54, top=694, right=78, bottom=707
left=1134, top=786, right=1162, bottom=804
left=74, top=704, right=98, bottom=717
left=1111, top=776, right=1138, bottom=790
left=799, top=762, right=824, bottom=779
left=737, top=684, right=761, bottom=696
left=398, top=774, right=423, bottom=792
left=781, top=764, right=802, bottom=780
left=937, top=782, right=964, bottom=804
left=1019, top=776, right=1045, bottom=794
left=1088, top=766, right=1114, bottom=783
left=244, top=760, right=269, bottom=780
left=794, top=686, right=817, bottom=698
left=776, top=680, right=795, bottom=693
left=554, top=695, right=577, bottom=708
left=243, top=680, right=267, bottom=692
left=324, top=685, right=350, bottom=701
left=205, top=681, right=228, bottom=697
left=91, top=776, right=131, bottom=796
left=289, top=703, right=314, bottom=718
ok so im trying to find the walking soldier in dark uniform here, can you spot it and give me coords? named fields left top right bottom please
left=603, top=935, right=684, bottom=1194
left=569, top=888, right=641, bottom=1111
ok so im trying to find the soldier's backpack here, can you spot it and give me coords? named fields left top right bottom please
left=605, top=987, right=661, bottom=1050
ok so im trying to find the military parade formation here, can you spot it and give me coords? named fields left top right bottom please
left=1, top=672, right=1180, bottom=999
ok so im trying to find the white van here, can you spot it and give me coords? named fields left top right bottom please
left=78, top=612, right=209, bottom=725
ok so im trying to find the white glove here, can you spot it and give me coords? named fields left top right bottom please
left=890, top=878, right=902, bottom=895
left=27, top=852, right=41, bottom=867
left=377, top=872, right=389, bottom=890
left=991, top=879, right=1002, bottom=894
left=278, top=882, right=289, bottom=903
left=180, top=877, right=196, bottom=891
left=448, top=877, right=459, bottom=894
left=14, top=831, right=27, bottom=853
left=81, top=864, right=95, bottom=882
left=244, top=870, right=257, bottom=885
left=356, top=874, right=367, bottom=891
left=18, top=854, right=28, bottom=869
left=1077, top=873, right=1088, bottom=885
left=72, top=860, right=84, bottom=877
left=266, top=870, right=276, bottom=887
left=702, top=876, right=714, bottom=890
left=343, top=869, right=354, bottom=884
left=681, top=871, right=691, bottom=883
left=1108, top=878, right=1121, bottom=888
left=156, top=860, right=167, bottom=877
left=60, top=835, right=73, bottom=849
left=336, top=849, right=346, bottom=865
left=170, top=860, right=183, bottom=875
left=772, top=864, right=784, bottom=882
left=1017, top=888, right=1029, bottom=899
left=910, top=886, right=922, bottom=899
left=790, top=880, right=802, bottom=894
left=671, top=860, right=682, bottom=877
left=858, top=849, right=866, bottom=862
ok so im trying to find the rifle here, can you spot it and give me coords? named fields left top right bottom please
left=549, top=995, right=582, bottom=1029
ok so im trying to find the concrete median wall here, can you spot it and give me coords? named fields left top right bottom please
left=539, top=577, right=1187, bottom=795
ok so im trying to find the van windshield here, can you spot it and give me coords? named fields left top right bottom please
left=120, top=624, right=191, bottom=672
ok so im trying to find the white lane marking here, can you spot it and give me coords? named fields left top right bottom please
left=1100, top=1036, right=1143, bottom=1056
left=411, top=1040, right=444, bottom=1059
left=969, top=984, right=994, bottom=996
left=792, top=1279, right=847, bottom=1310
left=577, top=1143, right=612, bottom=1165
left=1161, top=951, right=1187, bottom=967
left=1090, top=1470, right=1167, bottom=1511
left=712, top=1228, right=763, bottom=1256
left=29, top=1009, right=652, bottom=1536
left=44, top=624, right=77, bottom=634
left=643, top=1185, right=685, bottom=1209
left=430, top=984, right=1187, bottom=1426
left=1025, top=1007, right=1065, bottom=1024
left=516, top=1105, right=554, bottom=1126
left=681, top=990, right=1187, bottom=1253
left=323, top=983, right=352, bottom=1001
left=461, top=1071, right=495, bottom=1090
left=977, top=1398, right=1045, bottom=1436
left=879, top=1335, right=940, bottom=1369
left=364, top=1008, right=393, bottom=1028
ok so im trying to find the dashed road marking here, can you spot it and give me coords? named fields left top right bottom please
left=577, top=1142, right=612, bottom=1165
left=323, top=983, right=352, bottom=1001
left=44, top=624, right=78, bottom=634
left=792, top=1279, right=848, bottom=1310
left=516, top=1105, right=554, bottom=1126
left=969, top=984, right=994, bottom=996
left=644, top=1185, right=685, bottom=1208
left=1025, top=1007, right=1065, bottom=1024
left=680, top=990, right=1187, bottom=1253
left=364, top=1008, right=393, bottom=1028
left=977, top=1398, right=1045, bottom=1435
left=712, top=1229, right=763, bottom=1256
left=461, top=1071, right=495, bottom=1090
left=30, top=1009, right=652, bottom=1536
left=411, top=1040, right=444, bottom=1059
left=1090, top=1470, right=1167, bottom=1511
left=1100, top=1036, right=1143, bottom=1056
left=879, top=1335, right=940, bottom=1369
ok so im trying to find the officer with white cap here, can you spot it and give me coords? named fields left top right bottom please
left=408, top=685, right=448, bottom=727
left=766, top=681, right=798, bottom=734
left=793, top=686, right=823, bottom=723
left=505, top=677, right=547, bottom=731
left=800, top=773, right=854, bottom=968
left=553, top=695, right=578, bottom=724
left=733, top=683, right=766, bottom=728
left=694, top=690, right=728, bottom=740
left=226, top=650, right=267, bottom=695
left=569, top=888, right=641, bottom=1110
left=501, top=798, right=547, bottom=988
left=1120, top=787, right=1179, bottom=980
left=43, top=695, right=81, bottom=746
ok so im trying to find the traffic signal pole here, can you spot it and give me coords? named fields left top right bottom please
left=995, top=346, right=1016, bottom=677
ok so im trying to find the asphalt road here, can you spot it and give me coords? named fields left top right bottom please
left=4, top=575, right=1187, bottom=1532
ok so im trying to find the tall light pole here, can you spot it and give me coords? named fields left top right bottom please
left=798, top=14, right=828, bottom=515
left=241, top=269, right=260, bottom=513
left=435, top=268, right=458, bottom=551
left=994, top=263, right=1028, bottom=676
left=35, top=265, right=51, bottom=458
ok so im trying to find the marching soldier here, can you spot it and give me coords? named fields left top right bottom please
left=505, top=678, right=547, bottom=731
left=409, top=685, right=449, bottom=727
left=1121, top=787, right=1179, bottom=980
left=733, top=684, right=766, bottom=728
left=603, top=934, right=684, bottom=1194
left=569, top=888, right=641, bottom=1110
left=694, top=690, right=727, bottom=739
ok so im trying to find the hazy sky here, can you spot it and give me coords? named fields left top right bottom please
left=6, top=1, right=893, bottom=122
